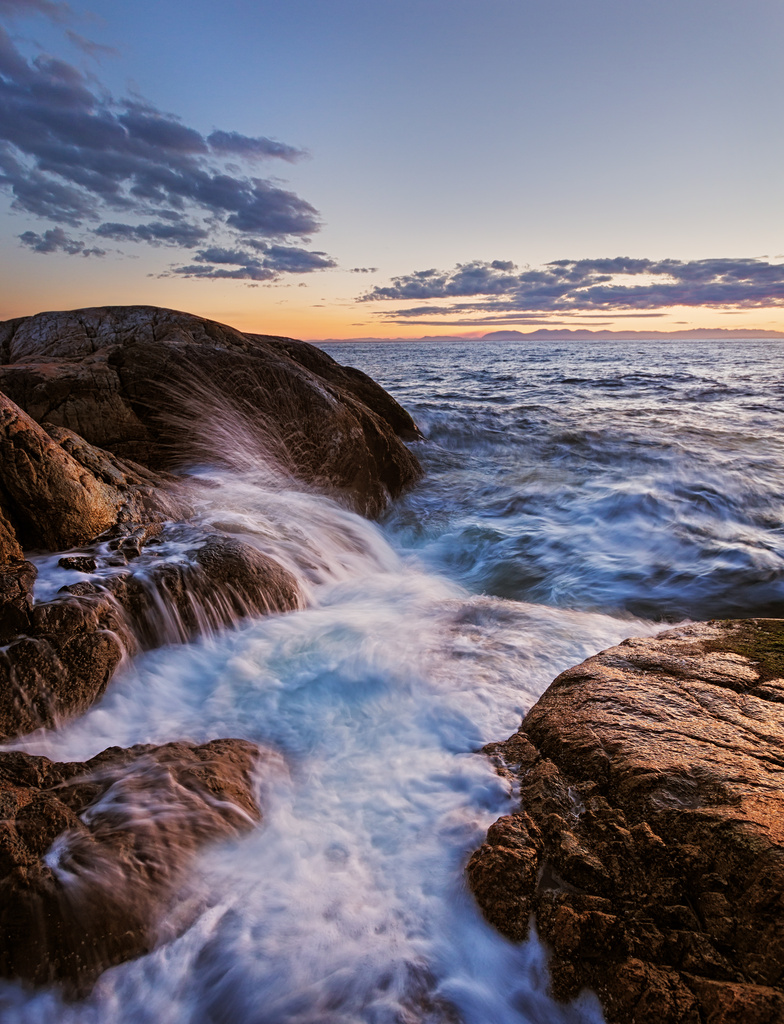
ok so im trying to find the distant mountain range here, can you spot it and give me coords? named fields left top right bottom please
left=481, top=328, right=784, bottom=340
left=315, top=327, right=784, bottom=344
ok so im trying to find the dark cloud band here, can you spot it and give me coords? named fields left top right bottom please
left=362, top=258, right=784, bottom=317
left=19, top=225, right=104, bottom=255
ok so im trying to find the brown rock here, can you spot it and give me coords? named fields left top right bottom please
left=0, top=532, right=301, bottom=740
left=0, top=559, right=36, bottom=641
left=0, top=738, right=268, bottom=991
left=0, top=384, right=295, bottom=740
left=0, top=305, right=423, bottom=516
left=468, top=619, right=784, bottom=1024
left=0, top=501, right=23, bottom=564
left=0, top=392, right=188, bottom=556
left=0, top=631, right=123, bottom=740
left=62, top=532, right=302, bottom=650
left=43, top=422, right=188, bottom=527
left=0, top=392, right=119, bottom=549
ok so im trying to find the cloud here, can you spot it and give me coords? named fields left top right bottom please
left=95, top=219, right=209, bottom=247
left=169, top=243, right=336, bottom=281
left=65, top=31, right=119, bottom=60
left=19, top=225, right=104, bottom=255
left=0, top=25, right=332, bottom=279
left=0, top=0, right=72, bottom=22
left=349, top=266, right=378, bottom=274
left=207, top=130, right=304, bottom=163
left=362, top=257, right=784, bottom=317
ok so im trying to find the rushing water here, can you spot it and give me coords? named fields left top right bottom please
left=3, top=338, right=784, bottom=1023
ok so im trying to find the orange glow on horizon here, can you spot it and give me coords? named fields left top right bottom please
left=1, top=273, right=783, bottom=343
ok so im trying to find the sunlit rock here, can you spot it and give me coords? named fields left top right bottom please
left=469, top=619, right=784, bottom=1024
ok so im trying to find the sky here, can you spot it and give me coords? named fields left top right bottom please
left=1, top=0, right=783, bottom=340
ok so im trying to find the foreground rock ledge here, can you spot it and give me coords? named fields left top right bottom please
left=0, top=739, right=271, bottom=992
left=468, top=619, right=784, bottom=1024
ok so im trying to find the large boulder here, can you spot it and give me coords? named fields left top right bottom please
left=468, top=619, right=784, bottom=1024
left=0, top=306, right=422, bottom=516
left=0, top=738, right=270, bottom=992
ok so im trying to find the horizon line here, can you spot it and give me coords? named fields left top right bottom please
left=310, top=326, right=784, bottom=343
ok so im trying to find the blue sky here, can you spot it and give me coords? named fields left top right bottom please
left=1, top=0, right=783, bottom=337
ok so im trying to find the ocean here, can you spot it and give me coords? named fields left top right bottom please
left=3, top=338, right=783, bottom=1023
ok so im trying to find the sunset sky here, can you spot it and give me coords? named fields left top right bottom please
left=1, top=0, right=783, bottom=339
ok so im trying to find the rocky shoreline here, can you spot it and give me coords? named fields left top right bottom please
left=0, top=304, right=423, bottom=990
left=3, top=304, right=784, bottom=1022
left=468, top=619, right=784, bottom=1024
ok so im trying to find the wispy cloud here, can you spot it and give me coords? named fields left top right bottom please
left=169, top=243, right=336, bottom=281
left=19, top=224, right=104, bottom=255
left=362, top=257, right=784, bottom=319
left=207, top=130, right=304, bottom=164
left=65, top=30, right=119, bottom=60
left=0, top=22, right=333, bottom=280
left=0, top=0, right=73, bottom=23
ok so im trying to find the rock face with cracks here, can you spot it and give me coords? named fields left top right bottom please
left=468, top=619, right=784, bottom=1024
left=0, top=390, right=188, bottom=563
left=0, top=305, right=423, bottom=517
left=0, top=739, right=270, bottom=992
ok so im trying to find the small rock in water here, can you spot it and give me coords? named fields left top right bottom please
left=0, top=738, right=271, bottom=993
left=57, top=556, right=97, bottom=572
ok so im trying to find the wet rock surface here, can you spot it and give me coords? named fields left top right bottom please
left=468, top=619, right=784, bottom=1024
left=0, top=531, right=301, bottom=740
left=0, top=738, right=268, bottom=992
left=0, top=305, right=422, bottom=516
left=0, top=373, right=301, bottom=741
